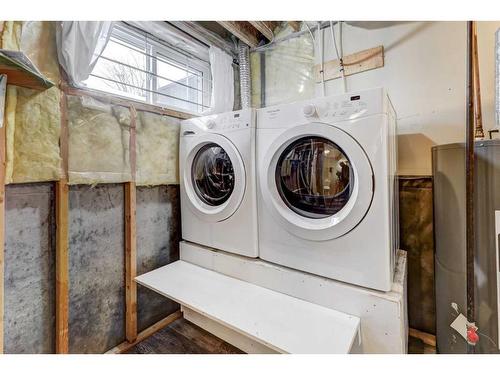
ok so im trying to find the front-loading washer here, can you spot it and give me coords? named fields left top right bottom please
left=180, top=109, right=258, bottom=257
left=256, top=88, right=398, bottom=291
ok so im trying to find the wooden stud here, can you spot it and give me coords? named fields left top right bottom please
left=125, top=182, right=137, bottom=343
left=55, top=91, right=69, bottom=354
left=217, top=21, right=260, bottom=48
left=125, top=106, right=137, bottom=343
left=106, top=310, right=182, bottom=354
left=314, top=46, right=384, bottom=83
left=55, top=179, right=69, bottom=354
left=0, top=75, right=6, bottom=354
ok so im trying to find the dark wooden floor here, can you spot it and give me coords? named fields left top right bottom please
left=125, top=318, right=244, bottom=354
left=126, top=317, right=435, bottom=354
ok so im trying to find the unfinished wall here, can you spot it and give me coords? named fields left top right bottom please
left=136, top=186, right=181, bottom=332
left=399, top=177, right=435, bottom=335
left=68, top=184, right=125, bottom=353
left=4, top=183, right=55, bottom=354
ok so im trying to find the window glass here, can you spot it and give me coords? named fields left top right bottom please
left=83, top=23, right=211, bottom=114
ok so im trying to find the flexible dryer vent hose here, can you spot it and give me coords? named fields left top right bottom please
left=238, top=43, right=251, bottom=109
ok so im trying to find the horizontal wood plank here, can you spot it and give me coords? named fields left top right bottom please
left=314, top=45, right=384, bottom=83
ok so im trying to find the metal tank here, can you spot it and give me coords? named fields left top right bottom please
left=433, top=140, right=500, bottom=353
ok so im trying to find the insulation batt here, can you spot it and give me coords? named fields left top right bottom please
left=1, top=21, right=62, bottom=184
left=135, top=111, right=180, bottom=186
left=11, top=87, right=62, bottom=183
left=67, top=95, right=132, bottom=185
left=20, top=21, right=60, bottom=84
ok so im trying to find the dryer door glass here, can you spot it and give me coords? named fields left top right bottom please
left=192, top=143, right=235, bottom=206
left=276, top=136, right=354, bottom=219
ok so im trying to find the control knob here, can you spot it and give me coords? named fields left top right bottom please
left=206, top=120, right=216, bottom=129
left=303, top=104, right=317, bottom=118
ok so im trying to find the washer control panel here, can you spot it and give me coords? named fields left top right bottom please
left=181, top=109, right=255, bottom=135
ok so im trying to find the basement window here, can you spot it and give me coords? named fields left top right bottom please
left=83, top=22, right=211, bottom=114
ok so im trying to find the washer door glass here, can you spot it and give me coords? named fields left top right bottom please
left=275, top=136, right=354, bottom=219
left=192, top=143, right=235, bottom=206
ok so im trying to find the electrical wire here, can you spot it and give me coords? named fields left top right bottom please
left=319, top=22, right=326, bottom=96
left=330, top=21, right=347, bottom=93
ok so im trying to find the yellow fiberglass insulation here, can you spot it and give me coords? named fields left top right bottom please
left=10, top=87, right=62, bottom=183
left=67, top=95, right=132, bottom=185
left=135, top=111, right=180, bottom=186
left=0, top=21, right=22, bottom=50
left=20, top=21, right=60, bottom=84
left=2, top=21, right=62, bottom=184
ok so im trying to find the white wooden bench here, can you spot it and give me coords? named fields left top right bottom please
left=136, top=260, right=361, bottom=354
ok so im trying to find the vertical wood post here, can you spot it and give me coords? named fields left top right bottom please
left=55, top=91, right=69, bottom=353
left=125, top=106, right=137, bottom=343
left=0, top=75, right=7, bottom=354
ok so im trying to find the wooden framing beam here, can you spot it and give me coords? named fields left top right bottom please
left=287, top=21, right=302, bottom=32
left=0, top=75, right=6, bottom=354
left=125, top=106, right=137, bottom=343
left=248, top=21, right=275, bottom=41
left=55, top=92, right=69, bottom=354
left=217, top=21, right=260, bottom=48
left=125, top=182, right=137, bottom=342
left=106, top=310, right=182, bottom=354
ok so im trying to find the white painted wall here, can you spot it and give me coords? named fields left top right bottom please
left=261, top=21, right=500, bottom=175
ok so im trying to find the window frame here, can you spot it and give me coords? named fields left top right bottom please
left=83, top=22, right=212, bottom=115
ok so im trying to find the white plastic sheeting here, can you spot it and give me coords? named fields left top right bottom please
left=250, top=24, right=315, bottom=108
left=204, top=46, right=234, bottom=114
left=67, top=95, right=132, bottom=185
left=126, top=21, right=209, bottom=62
left=56, top=21, right=114, bottom=85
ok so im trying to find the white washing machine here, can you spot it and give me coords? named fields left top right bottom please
left=180, top=109, right=258, bottom=258
left=256, top=88, right=398, bottom=291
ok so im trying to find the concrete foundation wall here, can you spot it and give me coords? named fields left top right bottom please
left=4, top=183, right=55, bottom=353
left=136, top=186, right=181, bottom=332
left=68, top=184, right=126, bottom=353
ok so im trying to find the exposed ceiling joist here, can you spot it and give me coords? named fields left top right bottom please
left=248, top=21, right=277, bottom=41
left=287, top=21, right=302, bottom=32
left=217, top=21, right=260, bottom=47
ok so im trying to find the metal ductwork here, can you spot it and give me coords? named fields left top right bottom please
left=238, top=42, right=251, bottom=109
